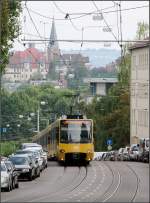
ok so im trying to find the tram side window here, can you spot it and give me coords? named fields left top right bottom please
left=56, top=127, right=59, bottom=143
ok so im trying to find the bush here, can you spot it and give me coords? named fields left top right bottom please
left=0, top=141, right=20, bottom=157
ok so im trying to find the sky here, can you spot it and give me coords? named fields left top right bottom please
left=13, top=1, right=149, bottom=51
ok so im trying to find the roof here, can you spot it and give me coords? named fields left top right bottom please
left=129, top=37, right=150, bottom=50
left=9, top=47, right=46, bottom=69
left=84, top=77, right=118, bottom=83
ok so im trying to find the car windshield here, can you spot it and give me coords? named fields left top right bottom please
left=60, top=120, right=92, bottom=143
left=16, top=151, right=31, bottom=154
left=1, top=164, right=7, bottom=171
left=9, top=157, right=28, bottom=165
left=25, top=150, right=40, bottom=157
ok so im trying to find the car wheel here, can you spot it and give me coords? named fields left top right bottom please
left=15, top=182, right=19, bottom=188
left=5, top=182, right=11, bottom=192
left=28, top=173, right=33, bottom=181
left=12, top=180, right=15, bottom=189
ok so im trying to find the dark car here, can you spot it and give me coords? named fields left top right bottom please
left=4, top=160, right=19, bottom=189
left=15, top=150, right=40, bottom=178
left=8, top=155, right=36, bottom=181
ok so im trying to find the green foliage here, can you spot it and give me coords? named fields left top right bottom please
left=0, top=141, right=20, bottom=156
left=136, top=21, right=149, bottom=40
left=1, top=85, right=77, bottom=140
left=0, top=0, right=22, bottom=73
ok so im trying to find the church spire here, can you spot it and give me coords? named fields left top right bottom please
left=48, top=17, right=59, bottom=50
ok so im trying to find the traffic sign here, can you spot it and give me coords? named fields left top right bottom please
left=108, top=145, right=112, bottom=151
left=107, top=139, right=112, bottom=145
left=2, top=128, right=7, bottom=133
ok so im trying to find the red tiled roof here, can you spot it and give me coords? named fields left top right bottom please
left=9, top=47, right=47, bottom=69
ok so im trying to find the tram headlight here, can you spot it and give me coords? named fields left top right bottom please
left=60, top=149, right=65, bottom=153
left=87, top=150, right=91, bottom=154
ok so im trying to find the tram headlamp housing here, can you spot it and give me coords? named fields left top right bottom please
left=60, top=149, right=65, bottom=153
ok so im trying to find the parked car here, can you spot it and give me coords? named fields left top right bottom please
left=41, top=151, right=48, bottom=169
left=117, top=148, right=125, bottom=161
left=15, top=150, right=40, bottom=178
left=138, top=138, right=149, bottom=163
left=122, top=147, right=130, bottom=161
left=21, top=143, right=42, bottom=150
left=109, top=151, right=117, bottom=161
left=129, top=145, right=140, bottom=161
left=23, top=148, right=44, bottom=171
left=1, top=161, right=13, bottom=192
left=8, top=155, right=36, bottom=181
left=4, top=160, right=19, bottom=189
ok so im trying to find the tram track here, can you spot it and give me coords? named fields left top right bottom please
left=29, top=164, right=88, bottom=202
left=93, top=161, right=121, bottom=202
left=1, top=161, right=148, bottom=202
left=125, top=164, right=140, bottom=202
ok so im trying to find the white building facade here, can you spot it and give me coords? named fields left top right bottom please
left=129, top=41, right=149, bottom=144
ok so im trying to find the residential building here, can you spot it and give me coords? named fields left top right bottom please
left=3, top=43, right=48, bottom=82
left=129, top=39, right=149, bottom=144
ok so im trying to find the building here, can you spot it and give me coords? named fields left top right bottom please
left=47, top=18, right=60, bottom=70
left=3, top=43, right=48, bottom=82
left=129, top=39, right=149, bottom=144
left=83, top=77, right=118, bottom=103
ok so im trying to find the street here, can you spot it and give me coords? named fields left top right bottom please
left=1, top=161, right=149, bottom=202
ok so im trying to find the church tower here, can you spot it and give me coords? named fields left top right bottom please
left=47, top=18, right=60, bottom=74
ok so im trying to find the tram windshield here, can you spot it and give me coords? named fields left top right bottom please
left=60, top=120, right=92, bottom=143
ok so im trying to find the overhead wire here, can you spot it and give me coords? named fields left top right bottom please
left=25, top=4, right=42, bottom=39
left=27, top=5, right=149, bottom=21
left=92, top=1, right=120, bottom=47
left=52, top=1, right=66, bottom=15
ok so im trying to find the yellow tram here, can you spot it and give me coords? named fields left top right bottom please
left=32, top=115, right=94, bottom=164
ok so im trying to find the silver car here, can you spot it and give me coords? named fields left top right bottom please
left=1, top=161, right=13, bottom=192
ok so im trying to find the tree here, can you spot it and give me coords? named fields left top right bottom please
left=136, top=21, right=149, bottom=40
left=0, top=0, right=22, bottom=74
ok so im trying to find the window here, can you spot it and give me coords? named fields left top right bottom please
left=90, top=83, right=96, bottom=96
left=138, top=110, right=148, bottom=127
left=60, top=120, right=92, bottom=143
left=137, top=83, right=148, bottom=98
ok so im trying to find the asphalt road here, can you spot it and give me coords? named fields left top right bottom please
left=1, top=161, right=149, bottom=202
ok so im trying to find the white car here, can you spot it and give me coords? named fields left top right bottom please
left=129, top=145, right=140, bottom=161
left=21, top=143, right=42, bottom=150
left=1, top=161, right=12, bottom=192
left=22, top=148, right=44, bottom=171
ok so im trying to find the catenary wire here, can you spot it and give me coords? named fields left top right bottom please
left=26, top=5, right=149, bottom=21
